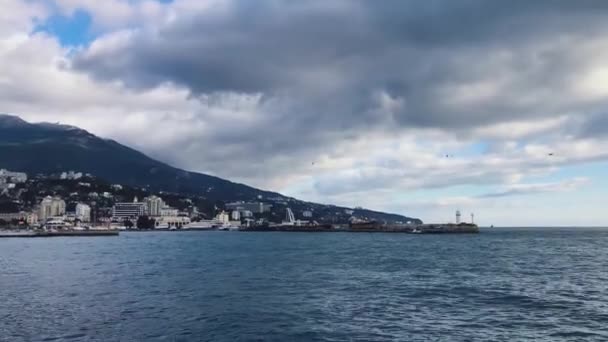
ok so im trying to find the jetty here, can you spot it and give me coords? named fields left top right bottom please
left=240, top=222, right=478, bottom=234
left=240, top=208, right=478, bottom=234
left=347, top=222, right=479, bottom=234
left=0, top=230, right=119, bottom=238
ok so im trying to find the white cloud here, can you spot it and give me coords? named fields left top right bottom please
left=479, top=177, right=590, bottom=198
left=0, top=0, right=48, bottom=36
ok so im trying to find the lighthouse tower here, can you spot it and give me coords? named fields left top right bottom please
left=456, top=210, right=461, bottom=224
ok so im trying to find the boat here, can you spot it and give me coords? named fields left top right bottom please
left=218, top=223, right=241, bottom=231
left=182, top=221, right=217, bottom=230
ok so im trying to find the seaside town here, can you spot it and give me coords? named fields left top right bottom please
left=0, top=168, right=478, bottom=236
left=0, top=168, right=296, bottom=231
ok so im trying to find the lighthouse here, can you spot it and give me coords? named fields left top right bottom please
left=456, top=210, right=461, bottom=224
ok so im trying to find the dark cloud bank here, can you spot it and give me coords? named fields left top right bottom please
left=71, top=0, right=608, bottom=188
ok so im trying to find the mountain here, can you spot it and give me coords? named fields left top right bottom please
left=0, top=114, right=421, bottom=223
left=0, top=114, right=279, bottom=201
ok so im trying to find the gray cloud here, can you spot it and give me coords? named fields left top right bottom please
left=73, top=0, right=608, bottom=134
left=578, top=113, right=608, bottom=138
left=8, top=0, right=608, bottom=208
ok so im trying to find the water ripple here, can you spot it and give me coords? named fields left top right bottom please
left=0, top=228, right=607, bottom=341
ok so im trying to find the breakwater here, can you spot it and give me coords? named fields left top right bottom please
left=242, top=223, right=479, bottom=234
left=0, top=230, right=119, bottom=238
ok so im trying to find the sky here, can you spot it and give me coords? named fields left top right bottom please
left=1, top=0, right=607, bottom=226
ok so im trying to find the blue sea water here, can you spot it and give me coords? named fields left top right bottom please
left=1, top=228, right=608, bottom=342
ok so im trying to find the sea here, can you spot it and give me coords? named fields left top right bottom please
left=1, top=228, right=607, bottom=342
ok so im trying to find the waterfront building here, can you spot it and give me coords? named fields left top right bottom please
left=145, top=195, right=165, bottom=217
left=302, top=210, right=313, bottom=218
left=160, top=207, right=179, bottom=217
left=112, top=198, right=147, bottom=220
left=39, top=196, right=66, bottom=222
left=27, top=212, right=38, bottom=225
left=65, top=212, right=77, bottom=222
left=231, top=210, right=241, bottom=221
left=155, top=215, right=191, bottom=229
left=216, top=211, right=230, bottom=224
left=241, top=210, right=253, bottom=218
left=0, top=212, right=27, bottom=221
left=75, top=203, right=91, bottom=222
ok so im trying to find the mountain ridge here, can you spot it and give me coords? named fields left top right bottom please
left=0, top=114, right=421, bottom=223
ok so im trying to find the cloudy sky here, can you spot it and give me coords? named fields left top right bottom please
left=2, top=0, right=608, bottom=226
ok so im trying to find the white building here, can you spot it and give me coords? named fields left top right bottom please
left=160, top=207, right=179, bottom=217
left=75, top=203, right=91, bottom=222
left=155, top=216, right=191, bottom=229
left=27, top=212, right=38, bottom=225
left=303, top=210, right=313, bottom=218
left=60, top=171, right=83, bottom=180
left=145, top=195, right=165, bottom=217
left=231, top=210, right=241, bottom=221
left=112, top=198, right=147, bottom=220
left=216, top=211, right=230, bottom=224
left=0, top=169, right=27, bottom=183
left=39, top=196, right=66, bottom=222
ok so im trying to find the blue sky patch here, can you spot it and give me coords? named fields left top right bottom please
left=35, top=9, right=93, bottom=47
